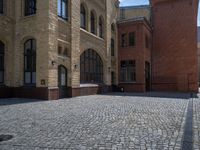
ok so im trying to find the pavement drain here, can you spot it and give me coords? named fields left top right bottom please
left=0, top=134, right=14, bottom=142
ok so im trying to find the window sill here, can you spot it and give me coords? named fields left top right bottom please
left=20, top=14, right=37, bottom=21
left=121, top=46, right=136, bottom=48
left=119, top=82, right=137, bottom=84
left=58, top=17, right=70, bottom=24
left=80, top=28, right=105, bottom=41
left=80, top=84, right=99, bottom=88
left=58, top=55, right=70, bottom=60
left=23, top=84, right=36, bottom=87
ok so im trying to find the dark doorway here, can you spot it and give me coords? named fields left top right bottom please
left=145, top=61, right=151, bottom=91
left=58, top=65, right=68, bottom=99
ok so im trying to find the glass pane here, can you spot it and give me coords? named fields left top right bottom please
left=0, top=41, right=4, bottom=53
left=58, top=0, right=61, bottom=16
left=62, top=0, right=66, bottom=18
left=0, top=54, right=3, bottom=70
left=0, top=0, right=3, bottom=14
left=0, top=71, right=3, bottom=83
left=61, top=67, right=66, bottom=86
left=25, top=72, right=31, bottom=84
left=32, top=39, right=36, bottom=51
left=25, top=40, right=31, bottom=54
left=25, top=56, right=32, bottom=70
left=32, top=72, right=36, bottom=84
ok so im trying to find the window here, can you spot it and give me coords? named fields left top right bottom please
left=121, top=34, right=127, bottom=47
left=111, top=23, right=115, bottom=32
left=90, top=11, right=96, bottom=34
left=111, top=71, right=115, bottom=84
left=111, top=38, right=115, bottom=56
left=120, top=60, right=136, bottom=82
left=80, top=4, right=86, bottom=29
left=58, top=46, right=62, bottom=55
left=0, top=41, right=4, bottom=84
left=63, top=48, right=68, bottom=57
left=80, top=49, right=103, bottom=83
left=129, top=32, right=135, bottom=46
left=0, top=0, right=3, bottom=14
left=58, top=0, right=68, bottom=20
left=24, top=39, right=36, bottom=85
left=99, top=17, right=103, bottom=38
left=25, top=0, right=36, bottom=16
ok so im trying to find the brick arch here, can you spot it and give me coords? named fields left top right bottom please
left=20, top=36, right=36, bottom=46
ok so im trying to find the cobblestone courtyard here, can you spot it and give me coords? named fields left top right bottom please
left=0, top=92, right=199, bottom=150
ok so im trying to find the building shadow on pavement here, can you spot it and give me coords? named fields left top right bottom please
left=0, top=98, right=47, bottom=106
left=104, top=92, right=198, bottom=99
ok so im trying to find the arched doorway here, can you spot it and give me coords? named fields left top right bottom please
left=80, top=49, right=103, bottom=84
left=0, top=41, right=4, bottom=84
left=58, top=65, right=68, bottom=98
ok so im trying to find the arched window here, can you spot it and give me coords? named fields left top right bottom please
left=80, top=49, right=103, bottom=83
left=111, top=23, right=115, bottom=32
left=25, top=0, right=36, bottom=16
left=80, top=4, right=86, bottom=29
left=58, top=0, right=68, bottom=20
left=90, top=11, right=96, bottom=34
left=99, top=16, right=104, bottom=38
left=0, top=41, right=4, bottom=84
left=24, top=39, right=36, bottom=85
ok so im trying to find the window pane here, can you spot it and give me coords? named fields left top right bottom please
left=32, top=72, right=36, bottom=84
left=80, top=4, right=86, bottom=29
left=129, top=32, right=135, bottom=46
left=25, top=40, right=31, bottom=54
left=0, top=71, right=3, bottom=83
left=25, top=0, right=36, bottom=16
left=0, top=54, right=4, bottom=70
left=0, top=0, right=3, bottom=14
left=24, top=39, right=36, bottom=85
left=62, top=0, right=66, bottom=18
left=111, top=39, right=114, bottom=56
left=58, top=0, right=61, bottom=16
left=120, top=60, right=135, bottom=82
left=25, top=72, right=31, bottom=84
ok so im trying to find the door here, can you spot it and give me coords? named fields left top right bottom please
left=58, top=65, right=68, bottom=98
left=145, top=61, right=151, bottom=91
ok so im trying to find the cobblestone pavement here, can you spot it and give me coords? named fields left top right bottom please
left=0, top=93, right=195, bottom=150
left=193, top=97, right=200, bottom=150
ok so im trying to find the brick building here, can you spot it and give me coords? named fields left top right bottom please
left=0, top=0, right=199, bottom=100
left=117, top=0, right=199, bottom=93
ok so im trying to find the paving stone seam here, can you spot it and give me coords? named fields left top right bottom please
left=181, top=94, right=193, bottom=150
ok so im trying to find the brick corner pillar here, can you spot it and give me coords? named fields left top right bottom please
left=70, top=0, right=81, bottom=97
left=151, top=0, right=199, bottom=93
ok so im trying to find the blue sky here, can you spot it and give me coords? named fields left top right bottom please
left=119, top=0, right=200, bottom=26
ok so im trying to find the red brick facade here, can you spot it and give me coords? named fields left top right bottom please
left=118, top=18, right=152, bottom=92
left=151, top=0, right=199, bottom=92
left=117, top=0, right=199, bottom=93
